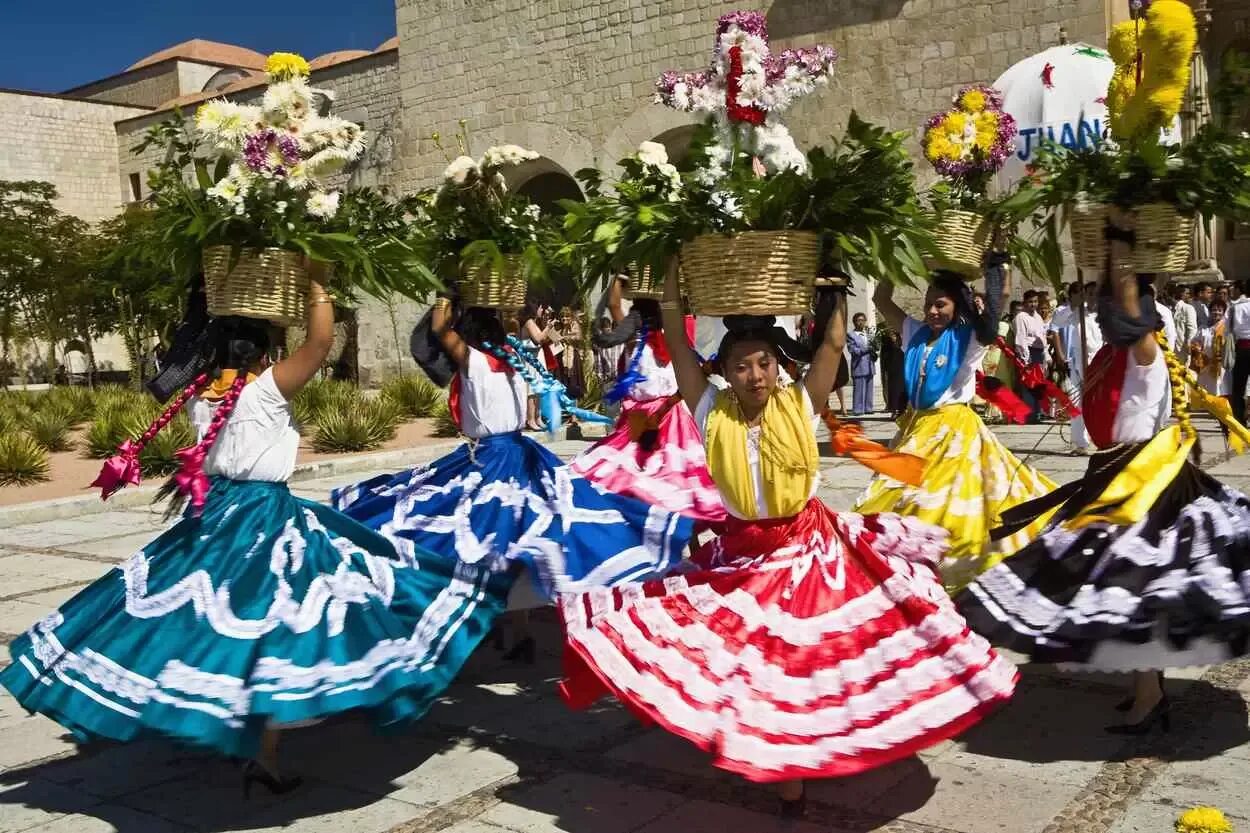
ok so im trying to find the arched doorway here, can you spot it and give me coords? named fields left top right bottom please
left=508, top=158, right=585, bottom=310
left=651, top=124, right=699, bottom=167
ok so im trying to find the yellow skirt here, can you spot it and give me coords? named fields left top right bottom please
left=853, top=403, right=1057, bottom=592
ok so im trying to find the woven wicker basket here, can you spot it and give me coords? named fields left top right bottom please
left=1070, top=201, right=1195, bottom=273
left=203, top=246, right=309, bottom=328
left=626, top=264, right=663, bottom=300
left=459, top=256, right=527, bottom=310
left=930, top=210, right=991, bottom=276
left=679, top=231, right=820, bottom=316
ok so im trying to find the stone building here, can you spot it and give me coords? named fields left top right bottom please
left=1, top=1, right=1245, bottom=383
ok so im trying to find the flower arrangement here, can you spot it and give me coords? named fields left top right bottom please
left=923, top=85, right=1016, bottom=205
left=999, top=1, right=1250, bottom=274
left=1176, top=806, right=1234, bottom=833
left=654, top=10, right=837, bottom=176
left=419, top=129, right=551, bottom=298
left=137, top=52, right=436, bottom=306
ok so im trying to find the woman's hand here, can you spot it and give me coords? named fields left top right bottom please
left=273, top=268, right=334, bottom=399
left=661, top=257, right=683, bottom=307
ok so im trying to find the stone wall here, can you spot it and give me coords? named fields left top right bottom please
left=64, top=61, right=184, bottom=108
left=0, top=91, right=148, bottom=221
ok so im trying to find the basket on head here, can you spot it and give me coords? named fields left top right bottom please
left=458, top=255, right=528, bottom=310
left=928, top=209, right=991, bottom=278
left=203, top=246, right=310, bottom=328
left=1070, top=201, right=1195, bottom=273
left=679, top=230, right=820, bottom=316
left=626, top=264, right=663, bottom=300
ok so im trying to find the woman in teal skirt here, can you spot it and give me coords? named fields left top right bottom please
left=0, top=271, right=508, bottom=795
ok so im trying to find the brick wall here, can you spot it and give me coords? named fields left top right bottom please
left=0, top=91, right=148, bottom=221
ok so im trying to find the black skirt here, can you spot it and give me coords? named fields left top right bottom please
left=956, top=439, right=1250, bottom=670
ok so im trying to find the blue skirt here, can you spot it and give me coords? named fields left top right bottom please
left=333, top=431, right=693, bottom=598
left=0, top=478, right=511, bottom=758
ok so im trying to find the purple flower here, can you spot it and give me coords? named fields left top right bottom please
left=243, top=128, right=300, bottom=176
left=716, top=10, right=768, bottom=41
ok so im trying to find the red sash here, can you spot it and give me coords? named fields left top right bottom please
left=1082, top=344, right=1129, bottom=449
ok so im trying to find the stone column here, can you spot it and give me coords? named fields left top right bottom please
left=1184, top=0, right=1220, bottom=272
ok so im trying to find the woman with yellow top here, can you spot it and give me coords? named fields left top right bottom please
left=559, top=262, right=1018, bottom=818
left=957, top=207, right=1250, bottom=734
left=856, top=270, right=1057, bottom=591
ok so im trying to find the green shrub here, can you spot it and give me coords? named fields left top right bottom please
left=0, top=432, right=50, bottom=486
left=40, top=386, right=95, bottom=425
left=381, top=374, right=446, bottom=419
left=292, top=379, right=360, bottom=433
left=430, top=400, right=461, bottom=438
left=139, top=413, right=196, bottom=477
left=311, top=397, right=402, bottom=452
left=26, top=410, right=75, bottom=453
left=85, top=410, right=132, bottom=459
left=92, top=385, right=147, bottom=419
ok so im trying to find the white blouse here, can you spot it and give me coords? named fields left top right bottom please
left=693, top=383, right=821, bottom=520
left=458, top=348, right=527, bottom=439
left=1195, top=327, right=1231, bottom=397
left=902, top=316, right=987, bottom=407
left=1113, top=350, right=1172, bottom=444
left=189, top=368, right=300, bottom=483
left=629, top=342, right=679, bottom=401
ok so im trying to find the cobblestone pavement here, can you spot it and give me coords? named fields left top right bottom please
left=2, top=413, right=1249, bottom=833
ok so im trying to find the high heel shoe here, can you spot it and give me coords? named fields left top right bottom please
left=1105, top=697, right=1171, bottom=735
left=1114, top=671, right=1166, bottom=712
left=777, top=784, right=807, bottom=819
left=243, top=761, right=303, bottom=798
left=502, top=636, right=536, bottom=664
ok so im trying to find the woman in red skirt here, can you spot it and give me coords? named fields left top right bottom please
left=560, top=264, right=1018, bottom=817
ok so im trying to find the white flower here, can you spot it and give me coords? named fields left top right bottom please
left=524, top=203, right=543, bottom=221
left=299, top=115, right=367, bottom=160
left=195, top=100, right=260, bottom=154
left=275, top=200, right=288, bottom=213
left=754, top=122, right=808, bottom=174
left=306, top=147, right=354, bottom=179
left=443, top=155, right=479, bottom=185
left=709, top=190, right=742, bottom=219
left=262, top=79, right=314, bottom=126
left=636, top=141, right=670, bottom=167
left=305, top=191, right=340, bottom=219
left=205, top=164, right=254, bottom=206
left=480, top=144, right=540, bottom=168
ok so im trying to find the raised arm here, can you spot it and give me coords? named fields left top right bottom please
left=273, top=264, right=334, bottom=400
left=804, top=289, right=847, bottom=409
left=1106, top=207, right=1157, bottom=367
left=430, top=295, right=470, bottom=368
left=607, top=274, right=627, bottom=324
left=522, top=317, right=549, bottom=346
left=660, top=258, right=708, bottom=412
left=873, top=281, right=906, bottom=334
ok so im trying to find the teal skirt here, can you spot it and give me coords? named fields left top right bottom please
left=0, top=478, right=512, bottom=758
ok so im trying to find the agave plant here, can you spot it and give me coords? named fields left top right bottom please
left=292, top=379, right=362, bottom=433
left=311, top=397, right=402, bottom=452
left=381, top=373, right=446, bottom=419
left=85, top=409, right=135, bottom=459
left=40, top=386, right=95, bottom=425
left=92, top=385, right=148, bottom=419
left=430, top=400, right=461, bottom=438
left=139, top=412, right=197, bottom=477
left=26, top=410, right=76, bottom=453
left=0, top=432, right=51, bottom=485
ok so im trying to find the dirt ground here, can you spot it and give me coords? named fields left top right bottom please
left=0, top=418, right=446, bottom=507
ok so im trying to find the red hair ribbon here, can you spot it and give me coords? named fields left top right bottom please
left=975, top=372, right=1032, bottom=425
left=994, top=336, right=1081, bottom=419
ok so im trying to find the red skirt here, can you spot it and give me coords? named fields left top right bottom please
left=560, top=500, right=1018, bottom=783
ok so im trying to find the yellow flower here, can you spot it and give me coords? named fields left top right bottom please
left=1105, top=1, right=1195, bottom=141
left=959, top=88, right=987, bottom=113
left=973, top=111, right=999, bottom=151
left=1176, top=806, right=1233, bottom=833
left=1108, top=20, right=1139, bottom=66
left=943, top=111, right=968, bottom=137
left=265, top=52, right=310, bottom=81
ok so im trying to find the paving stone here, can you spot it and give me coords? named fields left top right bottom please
left=1107, top=799, right=1194, bottom=833
left=635, top=798, right=839, bottom=833
left=17, top=586, right=86, bottom=609
left=0, top=554, right=108, bottom=599
left=239, top=783, right=423, bottom=833
left=0, top=600, right=45, bottom=637
left=0, top=776, right=100, bottom=833
left=440, top=823, right=510, bottom=833
left=877, top=761, right=1082, bottom=833
left=1141, top=758, right=1250, bottom=821
left=39, top=741, right=218, bottom=801
left=0, top=716, right=78, bottom=773
left=607, top=728, right=719, bottom=776
left=56, top=532, right=154, bottom=562
left=806, top=754, right=930, bottom=810
left=480, top=773, right=684, bottom=833
left=14, top=804, right=189, bottom=833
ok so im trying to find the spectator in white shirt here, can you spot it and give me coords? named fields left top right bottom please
left=1013, top=289, right=1047, bottom=423
left=1048, top=281, right=1103, bottom=453
left=1226, top=279, right=1250, bottom=425
left=1172, top=284, right=1198, bottom=364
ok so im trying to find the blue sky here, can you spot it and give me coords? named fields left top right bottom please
left=1, top=0, right=396, bottom=93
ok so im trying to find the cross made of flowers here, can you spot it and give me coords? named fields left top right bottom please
left=654, top=10, right=837, bottom=175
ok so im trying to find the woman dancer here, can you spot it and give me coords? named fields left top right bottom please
left=560, top=263, right=1017, bottom=817
left=333, top=296, right=694, bottom=660
left=856, top=270, right=1057, bottom=591
left=571, top=275, right=725, bottom=527
left=957, top=209, right=1250, bottom=732
left=1, top=275, right=488, bottom=792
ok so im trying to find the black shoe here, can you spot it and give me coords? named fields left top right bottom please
left=1105, top=697, right=1171, bottom=735
left=502, top=636, right=536, bottom=664
left=778, top=785, right=807, bottom=819
left=243, top=761, right=303, bottom=799
left=487, top=624, right=506, bottom=651
left=1114, top=671, right=1165, bottom=712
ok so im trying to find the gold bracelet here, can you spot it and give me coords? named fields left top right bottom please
left=433, top=298, right=453, bottom=312
left=309, top=297, right=334, bottom=306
